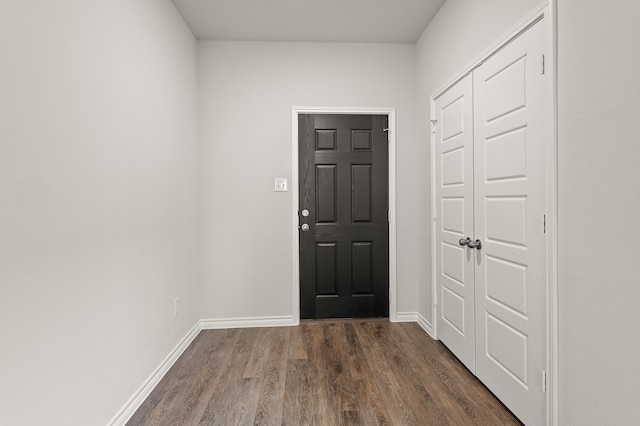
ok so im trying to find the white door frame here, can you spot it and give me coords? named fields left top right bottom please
left=429, top=3, right=558, bottom=425
left=291, top=107, right=398, bottom=323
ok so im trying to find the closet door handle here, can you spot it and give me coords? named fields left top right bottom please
left=468, top=239, right=482, bottom=250
left=459, top=238, right=471, bottom=247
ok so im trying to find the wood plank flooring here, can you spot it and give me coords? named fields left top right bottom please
left=127, top=320, right=521, bottom=425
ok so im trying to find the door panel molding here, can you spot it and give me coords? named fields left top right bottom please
left=292, top=107, right=397, bottom=322
left=433, top=73, right=476, bottom=373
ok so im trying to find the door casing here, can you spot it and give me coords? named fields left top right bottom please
left=429, top=3, right=558, bottom=425
left=292, top=107, right=397, bottom=323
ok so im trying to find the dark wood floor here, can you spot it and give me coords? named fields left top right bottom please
left=127, top=320, right=520, bottom=425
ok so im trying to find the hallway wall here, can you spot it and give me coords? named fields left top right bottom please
left=557, top=0, right=640, bottom=423
left=0, top=1, right=200, bottom=424
left=198, top=41, right=418, bottom=320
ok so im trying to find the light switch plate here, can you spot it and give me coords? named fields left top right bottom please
left=274, top=178, right=288, bottom=192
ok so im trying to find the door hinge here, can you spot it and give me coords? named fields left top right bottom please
left=430, top=119, right=438, bottom=134
left=543, top=214, right=547, bottom=234
left=433, top=207, right=437, bottom=221
left=387, top=210, right=390, bottom=223
left=542, top=371, right=547, bottom=393
left=541, top=54, right=545, bottom=75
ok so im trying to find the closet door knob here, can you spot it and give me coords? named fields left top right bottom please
left=468, top=239, right=482, bottom=250
left=459, top=238, right=471, bottom=247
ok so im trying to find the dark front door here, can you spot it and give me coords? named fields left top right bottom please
left=299, top=114, right=389, bottom=319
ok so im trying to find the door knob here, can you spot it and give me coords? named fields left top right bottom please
left=301, top=209, right=309, bottom=217
left=301, top=224, right=310, bottom=232
left=459, top=238, right=471, bottom=247
left=468, top=239, right=482, bottom=250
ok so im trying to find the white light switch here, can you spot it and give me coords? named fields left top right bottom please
left=274, top=178, right=288, bottom=192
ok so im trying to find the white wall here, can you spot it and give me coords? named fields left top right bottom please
left=414, top=0, right=541, bottom=326
left=199, top=41, right=418, bottom=320
left=557, top=0, right=640, bottom=423
left=0, top=1, right=200, bottom=424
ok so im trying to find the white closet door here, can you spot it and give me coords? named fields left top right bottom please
left=434, top=74, right=476, bottom=372
left=473, top=19, right=547, bottom=425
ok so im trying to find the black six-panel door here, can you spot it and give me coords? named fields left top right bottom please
left=299, top=114, right=389, bottom=319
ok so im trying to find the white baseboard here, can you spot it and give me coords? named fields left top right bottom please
left=394, top=312, right=418, bottom=323
left=200, top=315, right=297, bottom=329
left=394, top=311, right=436, bottom=339
left=415, top=312, right=435, bottom=339
left=108, top=321, right=201, bottom=426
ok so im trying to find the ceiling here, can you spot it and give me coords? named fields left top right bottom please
left=171, top=0, right=446, bottom=43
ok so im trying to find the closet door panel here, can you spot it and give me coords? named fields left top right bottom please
left=473, top=19, right=547, bottom=426
left=434, top=74, right=476, bottom=372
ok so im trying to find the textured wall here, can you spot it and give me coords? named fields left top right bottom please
left=557, top=0, right=640, bottom=423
